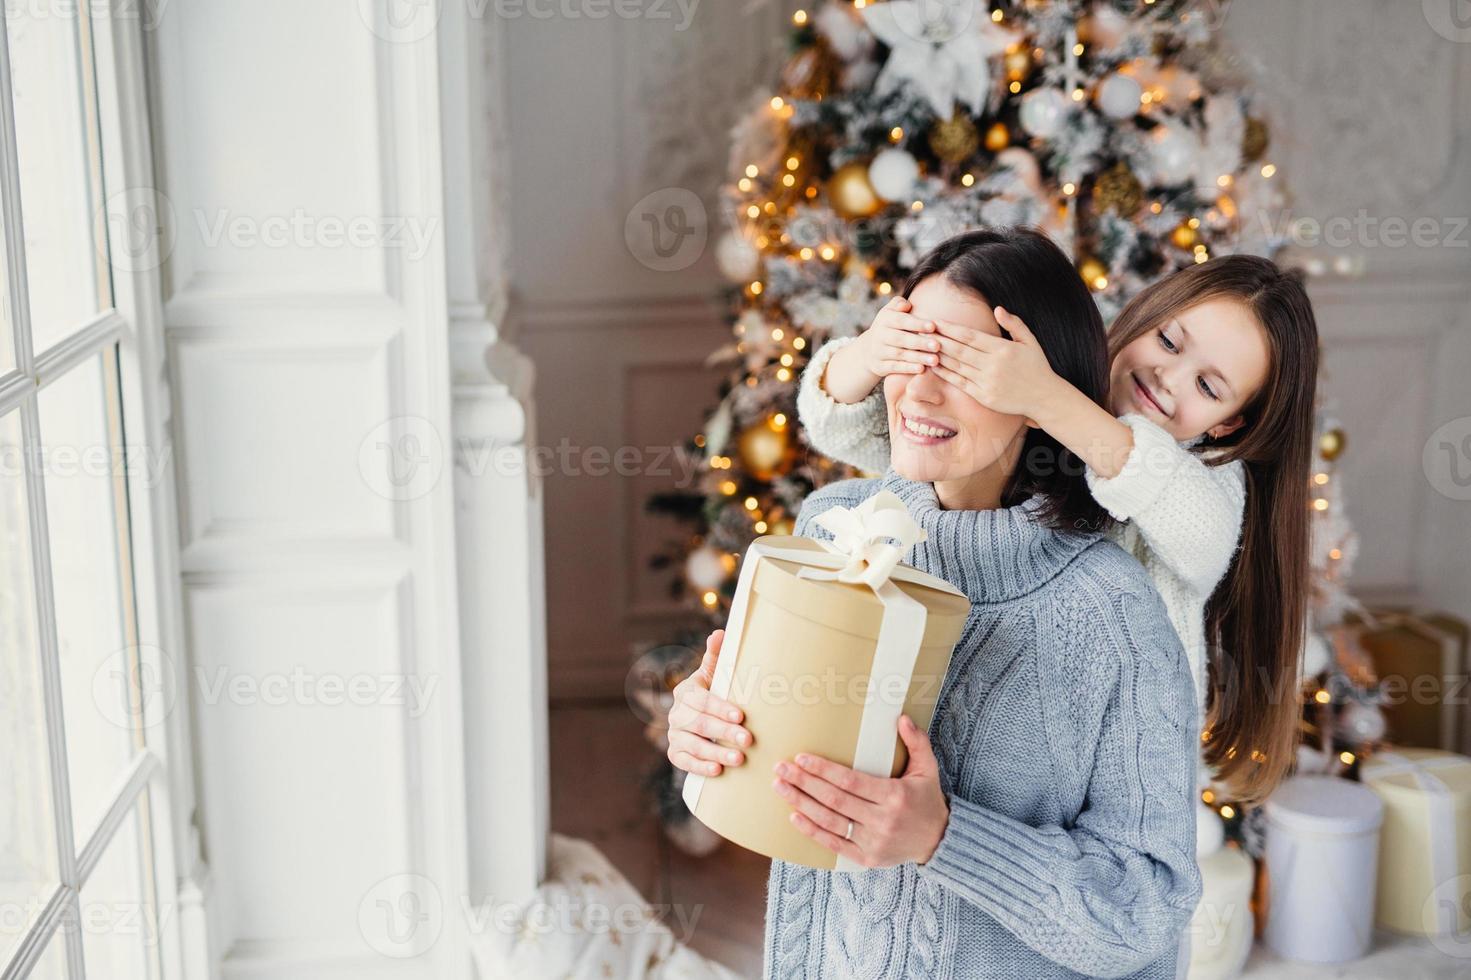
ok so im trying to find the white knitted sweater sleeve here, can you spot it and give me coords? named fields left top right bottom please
left=1084, top=413, right=1247, bottom=598
left=795, top=336, right=892, bottom=475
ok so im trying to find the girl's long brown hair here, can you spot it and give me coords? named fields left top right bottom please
left=1107, top=256, right=1319, bottom=805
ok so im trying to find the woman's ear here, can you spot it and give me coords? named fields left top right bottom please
left=1207, top=414, right=1246, bottom=440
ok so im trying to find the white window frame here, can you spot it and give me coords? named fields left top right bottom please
left=0, top=3, right=194, bottom=978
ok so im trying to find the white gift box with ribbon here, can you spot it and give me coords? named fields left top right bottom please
left=681, top=490, right=970, bottom=873
left=1262, top=774, right=1383, bottom=964
left=1362, top=747, right=1471, bottom=937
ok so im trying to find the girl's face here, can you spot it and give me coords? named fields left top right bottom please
left=883, top=276, right=1030, bottom=487
left=1107, top=296, right=1271, bottom=443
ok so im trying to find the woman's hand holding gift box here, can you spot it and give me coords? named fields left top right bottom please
left=667, top=629, right=753, bottom=778
left=772, top=713, right=951, bottom=868
left=667, top=630, right=953, bottom=869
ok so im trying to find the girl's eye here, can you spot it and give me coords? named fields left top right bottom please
left=1156, top=330, right=1178, bottom=353
left=1198, top=377, right=1220, bottom=401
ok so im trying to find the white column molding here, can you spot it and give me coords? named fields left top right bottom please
left=440, top=0, right=550, bottom=908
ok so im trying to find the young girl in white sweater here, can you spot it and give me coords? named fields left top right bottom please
left=799, top=253, right=1320, bottom=804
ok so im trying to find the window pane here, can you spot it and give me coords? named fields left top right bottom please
left=4, top=4, right=108, bottom=356
left=37, top=354, right=133, bottom=848
left=0, top=409, right=61, bottom=968
left=0, top=229, right=14, bottom=374
left=17, top=924, right=67, bottom=980
left=80, top=803, right=155, bottom=980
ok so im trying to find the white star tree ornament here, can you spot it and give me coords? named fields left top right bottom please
left=861, top=0, right=1018, bottom=118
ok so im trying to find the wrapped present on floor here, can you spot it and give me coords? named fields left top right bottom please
left=681, top=491, right=970, bottom=872
left=1351, top=609, right=1469, bottom=753
left=1261, top=775, right=1383, bottom=964
left=1186, top=803, right=1255, bottom=980
left=1362, top=747, right=1471, bottom=937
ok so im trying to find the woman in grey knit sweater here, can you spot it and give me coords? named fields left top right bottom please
left=667, top=229, right=1202, bottom=979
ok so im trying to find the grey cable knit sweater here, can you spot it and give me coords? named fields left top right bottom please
left=762, top=469, right=1202, bottom=980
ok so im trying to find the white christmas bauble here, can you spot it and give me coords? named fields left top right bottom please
left=815, top=0, right=872, bottom=62
left=1082, top=5, right=1129, bottom=49
left=1096, top=73, right=1143, bottom=120
left=868, top=148, right=921, bottom=202
left=1196, top=800, right=1225, bottom=857
left=1341, top=701, right=1387, bottom=744
left=1018, top=87, right=1069, bottom=139
left=1300, top=631, right=1331, bottom=679
left=1148, top=121, right=1197, bottom=185
left=994, top=147, right=1043, bottom=193
left=715, top=232, right=761, bottom=282
left=684, top=545, right=728, bottom=591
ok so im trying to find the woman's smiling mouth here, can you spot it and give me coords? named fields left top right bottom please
left=899, top=409, right=958, bottom=444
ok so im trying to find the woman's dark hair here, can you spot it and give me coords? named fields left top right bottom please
left=901, top=227, right=1111, bottom=534
left=1108, top=255, right=1320, bottom=804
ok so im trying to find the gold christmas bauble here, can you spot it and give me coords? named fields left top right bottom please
left=769, top=517, right=795, bottom=537
left=843, top=254, right=873, bottom=279
left=738, top=418, right=790, bottom=479
left=1078, top=257, right=1108, bottom=291
left=1319, top=427, right=1345, bottom=461
left=1170, top=223, right=1199, bottom=250
left=1003, top=45, right=1033, bottom=83
left=829, top=161, right=883, bottom=218
left=1242, top=117, right=1270, bottom=162
left=983, top=121, right=1011, bottom=152
left=928, top=114, right=981, bottom=164
left=1093, top=162, right=1144, bottom=216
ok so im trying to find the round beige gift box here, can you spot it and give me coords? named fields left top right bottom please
left=1361, top=747, right=1471, bottom=937
left=686, top=535, right=970, bottom=872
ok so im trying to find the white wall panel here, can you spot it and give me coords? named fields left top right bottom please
left=151, top=0, right=469, bottom=976
left=171, top=334, right=398, bottom=548
left=154, top=1, right=387, bottom=299
left=185, top=579, right=416, bottom=948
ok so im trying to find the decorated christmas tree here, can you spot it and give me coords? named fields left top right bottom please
left=641, top=0, right=1382, bottom=856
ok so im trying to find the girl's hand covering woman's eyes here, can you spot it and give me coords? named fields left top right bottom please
left=853, top=295, right=943, bottom=376
left=666, top=629, right=753, bottom=777
left=929, top=306, right=1065, bottom=422
left=820, top=296, right=944, bottom=404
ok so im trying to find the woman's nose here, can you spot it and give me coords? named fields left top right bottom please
left=907, top=367, right=947, bottom=402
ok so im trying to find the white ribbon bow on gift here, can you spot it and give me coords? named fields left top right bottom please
left=681, top=490, right=965, bottom=874
left=1365, top=751, right=1464, bottom=935
left=807, top=490, right=930, bottom=590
